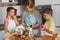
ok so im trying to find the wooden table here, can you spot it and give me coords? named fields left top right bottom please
left=34, top=35, right=53, bottom=40
left=5, top=32, right=54, bottom=40
left=40, top=35, right=53, bottom=40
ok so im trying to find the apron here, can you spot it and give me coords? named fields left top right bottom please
left=7, top=19, right=16, bottom=33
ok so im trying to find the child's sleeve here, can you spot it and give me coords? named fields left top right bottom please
left=48, top=22, right=55, bottom=33
left=4, top=18, right=8, bottom=27
left=4, top=18, right=8, bottom=33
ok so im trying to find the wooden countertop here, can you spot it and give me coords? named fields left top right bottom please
left=0, top=26, right=4, bottom=30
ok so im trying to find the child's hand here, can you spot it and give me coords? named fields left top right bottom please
left=5, top=33, right=11, bottom=40
left=13, top=15, right=19, bottom=25
left=12, top=15, right=16, bottom=20
left=40, top=28, right=45, bottom=31
left=6, top=32, right=10, bottom=36
left=32, top=25, right=36, bottom=28
left=18, top=18, right=22, bottom=22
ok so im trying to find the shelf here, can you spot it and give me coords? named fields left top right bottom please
left=0, top=2, right=18, bottom=5
left=53, top=4, right=60, bottom=6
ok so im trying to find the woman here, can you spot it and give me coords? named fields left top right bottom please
left=22, top=0, right=42, bottom=36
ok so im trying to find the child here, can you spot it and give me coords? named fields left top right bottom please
left=15, top=17, right=25, bottom=34
left=4, top=7, right=19, bottom=35
left=40, top=8, right=57, bottom=39
left=5, top=18, right=30, bottom=40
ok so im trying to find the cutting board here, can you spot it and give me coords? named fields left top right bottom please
left=40, top=35, right=53, bottom=40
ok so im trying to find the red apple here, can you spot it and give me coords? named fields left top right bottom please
left=38, top=24, right=43, bottom=29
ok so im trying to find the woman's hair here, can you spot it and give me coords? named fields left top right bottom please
left=25, top=0, right=35, bottom=8
left=43, top=8, right=53, bottom=16
left=7, top=7, right=17, bottom=16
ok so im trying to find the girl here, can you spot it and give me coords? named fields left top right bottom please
left=4, top=7, right=19, bottom=35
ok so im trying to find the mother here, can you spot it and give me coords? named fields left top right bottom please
left=22, top=0, right=42, bottom=35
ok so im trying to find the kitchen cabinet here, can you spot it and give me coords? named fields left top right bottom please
left=53, top=0, right=60, bottom=4
left=35, top=0, right=52, bottom=6
left=52, top=5, right=60, bottom=26
left=52, top=0, right=60, bottom=26
left=0, top=0, right=2, bottom=2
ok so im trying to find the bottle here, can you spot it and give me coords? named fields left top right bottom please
left=9, top=0, right=12, bottom=2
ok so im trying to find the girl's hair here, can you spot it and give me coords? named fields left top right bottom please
left=7, top=7, right=17, bottom=16
left=43, top=8, right=53, bottom=16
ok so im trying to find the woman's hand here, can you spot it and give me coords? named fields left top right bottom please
left=23, top=24, right=30, bottom=31
left=23, top=24, right=27, bottom=27
left=32, top=25, right=36, bottom=28
left=26, top=27, right=30, bottom=31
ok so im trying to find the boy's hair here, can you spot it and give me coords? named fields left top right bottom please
left=43, top=8, right=53, bottom=16
left=7, top=7, right=17, bottom=16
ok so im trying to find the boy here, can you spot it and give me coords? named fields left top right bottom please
left=41, top=8, right=56, bottom=36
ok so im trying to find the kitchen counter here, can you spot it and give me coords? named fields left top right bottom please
left=0, top=26, right=4, bottom=31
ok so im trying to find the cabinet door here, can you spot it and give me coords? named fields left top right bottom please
left=52, top=5, right=60, bottom=26
left=35, top=0, right=52, bottom=6
left=0, top=0, right=2, bottom=2
left=0, top=7, right=7, bottom=24
left=53, top=0, right=60, bottom=4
